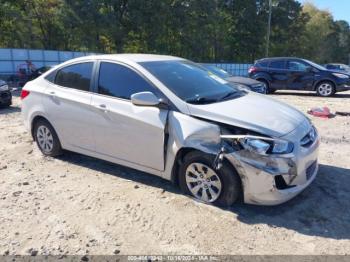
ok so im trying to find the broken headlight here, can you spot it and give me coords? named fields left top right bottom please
left=240, top=137, right=294, bottom=155
left=221, top=134, right=294, bottom=155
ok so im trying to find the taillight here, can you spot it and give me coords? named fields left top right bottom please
left=248, top=66, right=257, bottom=74
left=20, top=89, right=30, bottom=100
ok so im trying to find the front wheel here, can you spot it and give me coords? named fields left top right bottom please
left=316, top=81, right=335, bottom=97
left=178, top=151, right=241, bottom=207
left=34, top=119, right=63, bottom=157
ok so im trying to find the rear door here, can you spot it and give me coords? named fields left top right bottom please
left=286, top=60, right=314, bottom=90
left=90, top=61, right=168, bottom=171
left=43, top=61, right=96, bottom=151
left=268, top=60, right=288, bottom=89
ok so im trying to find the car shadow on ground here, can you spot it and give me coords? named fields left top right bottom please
left=59, top=152, right=350, bottom=240
left=272, top=91, right=350, bottom=98
left=0, top=105, right=21, bottom=115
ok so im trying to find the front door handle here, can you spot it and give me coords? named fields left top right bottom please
left=94, top=104, right=109, bottom=112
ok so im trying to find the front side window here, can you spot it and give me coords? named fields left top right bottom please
left=98, top=62, right=157, bottom=99
left=269, top=60, right=285, bottom=70
left=140, top=60, right=244, bottom=104
left=287, top=61, right=308, bottom=71
left=55, top=62, right=93, bottom=91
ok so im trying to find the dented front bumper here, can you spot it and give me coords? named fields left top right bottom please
left=224, top=122, right=320, bottom=205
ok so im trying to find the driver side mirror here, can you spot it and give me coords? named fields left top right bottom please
left=131, top=91, right=161, bottom=107
left=306, top=67, right=315, bottom=73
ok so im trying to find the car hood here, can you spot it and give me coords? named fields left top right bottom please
left=186, top=92, right=307, bottom=138
left=226, top=76, right=261, bottom=86
left=325, top=70, right=350, bottom=76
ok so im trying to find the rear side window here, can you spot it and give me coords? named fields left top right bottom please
left=269, top=60, right=285, bottom=70
left=98, top=62, right=157, bottom=99
left=55, top=62, right=93, bottom=91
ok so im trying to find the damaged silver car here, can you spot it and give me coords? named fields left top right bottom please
left=21, top=54, right=319, bottom=206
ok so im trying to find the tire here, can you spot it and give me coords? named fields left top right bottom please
left=33, top=119, right=63, bottom=157
left=316, top=81, right=335, bottom=97
left=178, top=151, right=241, bottom=207
left=258, top=79, right=275, bottom=94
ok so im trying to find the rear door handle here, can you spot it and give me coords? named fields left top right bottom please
left=49, top=91, right=55, bottom=96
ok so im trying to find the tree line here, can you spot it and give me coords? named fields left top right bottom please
left=0, top=0, right=349, bottom=64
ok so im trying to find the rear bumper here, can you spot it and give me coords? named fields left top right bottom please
left=0, top=91, right=12, bottom=105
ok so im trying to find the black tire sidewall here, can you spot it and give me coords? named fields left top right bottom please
left=179, top=151, right=241, bottom=207
left=258, top=79, right=275, bottom=94
left=34, top=120, right=62, bottom=156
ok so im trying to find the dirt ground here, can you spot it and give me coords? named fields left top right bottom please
left=0, top=91, right=349, bottom=256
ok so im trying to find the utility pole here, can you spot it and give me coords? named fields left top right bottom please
left=265, top=0, right=272, bottom=57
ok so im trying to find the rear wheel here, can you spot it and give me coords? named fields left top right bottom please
left=258, top=79, right=275, bottom=94
left=33, top=119, right=63, bottom=156
left=316, top=81, right=335, bottom=97
left=178, top=151, right=241, bottom=207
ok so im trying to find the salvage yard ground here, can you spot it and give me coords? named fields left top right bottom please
left=0, top=91, right=349, bottom=255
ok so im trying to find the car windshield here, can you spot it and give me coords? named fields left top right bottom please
left=341, top=64, right=350, bottom=71
left=140, top=60, right=244, bottom=104
left=200, top=64, right=232, bottom=78
left=304, top=59, right=327, bottom=70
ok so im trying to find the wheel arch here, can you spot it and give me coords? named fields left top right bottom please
left=313, top=78, right=336, bottom=91
left=31, top=115, right=55, bottom=141
left=170, top=147, right=242, bottom=191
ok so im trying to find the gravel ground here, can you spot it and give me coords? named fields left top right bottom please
left=0, top=91, right=349, bottom=256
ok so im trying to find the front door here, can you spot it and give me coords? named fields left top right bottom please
left=91, top=61, right=168, bottom=171
left=286, top=60, right=315, bottom=90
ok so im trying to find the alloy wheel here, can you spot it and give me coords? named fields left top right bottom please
left=36, top=125, right=54, bottom=153
left=318, top=83, right=333, bottom=96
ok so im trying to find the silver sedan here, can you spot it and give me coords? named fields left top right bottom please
left=21, top=54, right=319, bottom=206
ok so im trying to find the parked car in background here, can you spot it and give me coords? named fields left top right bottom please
left=0, top=79, right=12, bottom=107
left=248, top=57, right=350, bottom=97
left=200, top=64, right=266, bottom=94
left=324, top=63, right=350, bottom=74
left=22, top=54, right=319, bottom=206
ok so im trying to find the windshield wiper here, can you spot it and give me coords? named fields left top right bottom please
left=218, top=91, right=239, bottom=101
left=186, top=96, right=218, bottom=104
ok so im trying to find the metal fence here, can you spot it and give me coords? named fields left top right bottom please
left=212, top=63, right=252, bottom=76
left=0, top=48, right=98, bottom=85
left=0, top=48, right=252, bottom=86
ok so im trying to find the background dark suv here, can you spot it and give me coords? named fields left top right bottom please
left=248, top=57, right=350, bottom=97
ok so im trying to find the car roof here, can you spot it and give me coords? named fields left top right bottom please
left=326, top=63, right=347, bottom=66
left=257, top=57, right=302, bottom=62
left=64, top=53, right=184, bottom=63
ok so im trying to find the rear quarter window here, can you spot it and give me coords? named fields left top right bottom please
left=255, top=60, right=269, bottom=68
